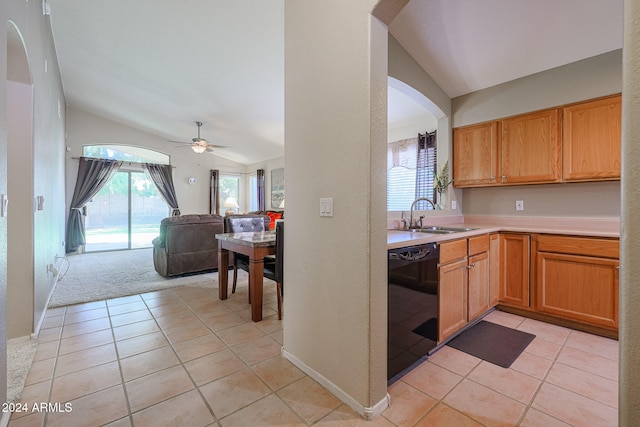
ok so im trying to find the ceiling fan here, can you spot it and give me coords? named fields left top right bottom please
left=170, top=121, right=229, bottom=154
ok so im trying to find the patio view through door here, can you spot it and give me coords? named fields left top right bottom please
left=85, top=170, right=169, bottom=252
left=81, top=144, right=173, bottom=253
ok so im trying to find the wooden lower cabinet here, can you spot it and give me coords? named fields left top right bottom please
left=489, top=233, right=500, bottom=306
left=499, top=233, right=531, bottom=308
left=536, top=235, right=619, bottom=329
left=438, top=235, right=491, bottom=342
left=438, top=257, right=468, bottom=341
left=468, top=251, right=490, bottom=320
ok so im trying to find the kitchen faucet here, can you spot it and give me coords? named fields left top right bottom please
left=409, top=197, right=435, bottom=229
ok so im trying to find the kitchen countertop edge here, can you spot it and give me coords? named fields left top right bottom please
left=387, top=223, right=620, bottom=250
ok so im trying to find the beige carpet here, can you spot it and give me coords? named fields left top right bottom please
left=49, top=248, right=220, bottom=308
left=7, top=336, right=38, bottom=404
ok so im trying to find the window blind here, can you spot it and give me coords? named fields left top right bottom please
left=387, top=131, right=437, bottom=211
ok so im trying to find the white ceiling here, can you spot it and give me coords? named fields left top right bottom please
left=48, top=0, right=623, bottom=165
left=48, top=0, right=285, bottom=165
left=389, top=0, right=623, bottom=98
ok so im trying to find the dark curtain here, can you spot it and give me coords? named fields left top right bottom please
left=66, top=157, right=122, bottom=253
left=257, top=169, right=265, bottom=211
left=415, top=130, right=437, bottom=209
left=145, top=163, right=180, bottom=216
left=210, top=169, right=220, bottom=214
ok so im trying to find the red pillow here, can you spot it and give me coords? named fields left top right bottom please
left=266, top=212, right=282, bottom=229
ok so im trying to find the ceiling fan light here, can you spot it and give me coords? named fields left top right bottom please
left=191, top=145, right=207, bottom=154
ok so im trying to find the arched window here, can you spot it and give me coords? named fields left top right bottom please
left=83, top=144, right=169, bottom=165
left=80, top=145, right=171, bottom=252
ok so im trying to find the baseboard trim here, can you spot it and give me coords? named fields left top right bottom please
left=1, top=410, right=10, bottom=427
left=281, top=348, right=390, bottom=420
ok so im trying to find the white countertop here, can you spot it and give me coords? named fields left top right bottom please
left=387, top=216, right=620, bottom=249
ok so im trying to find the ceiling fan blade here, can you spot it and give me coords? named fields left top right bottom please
left=168, top=140, right=190, bottom=144
left=207, top=144, right=230, bottom=149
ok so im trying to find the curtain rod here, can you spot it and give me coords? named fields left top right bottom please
left=71, top=157, right=260, bottom=175
left=71, top=157, right=176, bottom=168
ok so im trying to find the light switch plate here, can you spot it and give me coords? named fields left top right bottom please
left=320, top=197, right=333, bottom=217
left=515, top=200, right=524, bottom=211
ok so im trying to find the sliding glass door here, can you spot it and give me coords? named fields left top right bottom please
left=84, top=171, right=169, bottom=252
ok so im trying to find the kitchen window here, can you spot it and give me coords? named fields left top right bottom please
left=387, top=131, right=437, bottom=211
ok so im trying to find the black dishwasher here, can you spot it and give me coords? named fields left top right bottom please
left=388, top=242, right=439, bottom=383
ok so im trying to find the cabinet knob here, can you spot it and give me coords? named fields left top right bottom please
left=501, top=175, right=507, bottom=179
left=467, top=263, right=475, bottom=269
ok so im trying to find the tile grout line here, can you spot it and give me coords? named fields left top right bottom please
left=168, top=284, right=285, bottom=426
left=512, top=325, right=571, bottom=426
left=168, top=282, right=311, bottom=426
left=105, top=296, right=138, bottom=427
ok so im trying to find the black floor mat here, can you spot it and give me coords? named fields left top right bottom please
left=447, top=321, right=536, bottom=368
left=412, top=317, right=438, bottom=342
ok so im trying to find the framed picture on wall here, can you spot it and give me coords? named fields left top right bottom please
left=271, top=168, right=284, bottom=209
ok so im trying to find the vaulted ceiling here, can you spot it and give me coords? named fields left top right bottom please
left=48, top=0, right=623, bottom=165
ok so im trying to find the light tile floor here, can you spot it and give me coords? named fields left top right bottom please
left=8, top=277, right=618, bottom=426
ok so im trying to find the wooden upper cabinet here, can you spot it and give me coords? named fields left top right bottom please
left=453, top=121, right=499, bottom=187
left=500, top=108, right=562, bottom=184
left=562, top=95, right=621, bottom=181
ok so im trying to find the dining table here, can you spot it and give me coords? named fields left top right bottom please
left=215, top=230, right=276, bottom=322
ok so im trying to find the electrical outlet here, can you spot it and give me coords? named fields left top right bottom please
left=515, top=200, right=524, bottom=211
left=451, top=200, right=457, bottom=210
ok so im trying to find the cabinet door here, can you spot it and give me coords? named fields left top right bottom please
left=500, top=109, right=561, bottom=184
left=438, top=258, right=468, bottom=341
left=562, top=95, right=621, bottom=181
left=468, top=251, right=490, bottom=321
left=489, top=233, right=500, bottom=306
left=536, top=252, right=618, bottom=328
left=453, top=121, right=499, bottom=187
left=499, top=234, right=530, bottom=308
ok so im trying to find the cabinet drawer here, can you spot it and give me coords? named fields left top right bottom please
left=440, top=239, right=467, bottom=264
left=537, top=235, right=619, bottom=259
left=468, top=234, right=490, bottom=256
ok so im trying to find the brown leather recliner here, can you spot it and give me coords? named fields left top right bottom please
left=152, top=214, right=225, bottom=277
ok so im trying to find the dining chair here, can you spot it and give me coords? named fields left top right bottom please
left=263, top=221, right=283, bottom=319
left=224, top=215, right=268, bottom=293
left=234, top=220, right=283, bottom=318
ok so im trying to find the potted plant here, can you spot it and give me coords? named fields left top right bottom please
left=433, top=160, right=453, bottom=209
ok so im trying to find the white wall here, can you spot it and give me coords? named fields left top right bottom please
left=7, top=81, right=34, bottom=338
left=1, top=0, right=67, bottom=410
left=284, top=0, right=389, bottom=417
left=388, top=35, right=460, bottom=215
left=3, top=2, right=66, bottom=343
left=620, top=0, right=640, bottom=422
left=65, top=108, right=248, bottom=217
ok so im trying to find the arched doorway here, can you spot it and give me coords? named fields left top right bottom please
left=6, top=21, right=35, bottom=338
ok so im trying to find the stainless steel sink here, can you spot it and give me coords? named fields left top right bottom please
left=405, top=226, right=477, bottom=234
